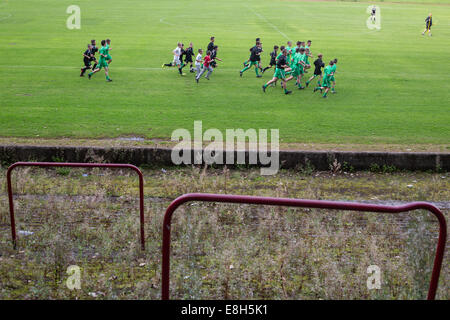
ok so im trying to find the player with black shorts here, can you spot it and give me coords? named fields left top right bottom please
left=243, top=38, right=261, bottom=67
left=184, top=42, right=195, bottom=72
left=255, top=41, right=263, bottom=73
left=210, top=45, right=222, bottom=68
left=178, top=43, right=187, bottom=75
left=422, top=13, right=432, bottom=36
left=207, top=36, right=215, bottom=52
left=90, top=39, right=98, bottom=70
left=210, top=46, right=217, bottom=68
left=240, top=42, right=262, bottom=77
left=80, top=43, right=93, bottom=77
left=262, top=45, right=279, bottom=74
left=305, top=53, right=324, bottom=87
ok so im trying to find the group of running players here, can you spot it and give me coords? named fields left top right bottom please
left=80, top=39, right=113, bottom=82
left=159, top=36, right=337, bottom=97
left=241, top=38, right=338, bottom=98
left=81, top=11, right=436, bottom=96
left=162, top=36, right=222, bottom=83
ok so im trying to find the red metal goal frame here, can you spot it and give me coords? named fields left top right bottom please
left=7, top=162, right=145, bottom=250
left=162, top=193, right=447, bottom=300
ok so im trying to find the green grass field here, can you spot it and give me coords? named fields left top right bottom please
left=0, top=0, right=449, bottom=145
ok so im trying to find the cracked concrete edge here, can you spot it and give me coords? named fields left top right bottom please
left=0, top=145, right=448, bottom=171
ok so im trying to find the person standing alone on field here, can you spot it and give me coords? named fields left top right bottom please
left=422, top=13, right=432, bottom=36
left=371, top=6, right=376, bottom=22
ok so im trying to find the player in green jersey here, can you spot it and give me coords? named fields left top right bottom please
left=262, top=49, right=292, bottom=95
left=304, top=42, right=312, bottom=73
left=330, top=58, right=338, bottom=93
left=105, top=39, right=112, bottom=65
left=313, top=60, right=335, bottom=98
left=88, top=40, right=112, bottom=82
left=292, top=42, right=301, bottom=85
left=305, top=40, right=311, bottom=50
left=299, top=48, right=309, bottom=88
left=285, top=41, right=293, bottom=64
left=292, top=47, right=307, bottom=89
left=289, top=49, right=300, bottom=87
left=275, top=46, right=285, bottom=63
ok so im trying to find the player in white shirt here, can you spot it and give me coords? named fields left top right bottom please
left=195, top=49, right=203, bottom=78
left=163, top=42, right=184, bottom=75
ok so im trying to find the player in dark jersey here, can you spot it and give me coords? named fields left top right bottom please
left=371, top=6, right=376, bottom=22
left=262, top=45, right=279, bottom=74
left=254, top=41, right=263, bottom=73
left=183, top=42, right=195, bottom=72
left=90, top=39, right=98, bottom=70
left=243, top=38, right=261, bottom=67
left=177, top=43, right=186, bottom=75
left=262, top=48, right=292, bottom=95
left=305, top=53, right=324, bottom=87
left=210, top=45, right=217, bottom=68
left=207, top=36, right=215, bottom=52
left=240, top=42, right=262, bottom=77
left=422, top=13, right=432, bottom=36
left=210, top=45, right=222, bottom=68
left=80, top=44, right=93, bottom=77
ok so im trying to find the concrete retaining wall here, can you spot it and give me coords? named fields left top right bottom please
left=0, top=145, right=448, bottom=171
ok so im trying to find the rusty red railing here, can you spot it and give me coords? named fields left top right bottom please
left=6, top=162, right=146, bottom=250
left=161, top=193, right=447, bottom=300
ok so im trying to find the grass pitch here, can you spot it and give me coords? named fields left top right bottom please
left=0, top=0, right=449, bottom=145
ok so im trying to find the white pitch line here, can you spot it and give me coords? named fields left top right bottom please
left=0, top=65, right=241, bottom=72
left=159, top=18, right=176, bottom=27
left=242, top=4, right=289, bottom=40
left=0, top=13, right=12, bottom=21
left=0, top=65, right=164, bottom=71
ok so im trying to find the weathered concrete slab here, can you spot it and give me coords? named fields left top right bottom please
left=0, top=145, right=448, bottom=171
